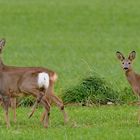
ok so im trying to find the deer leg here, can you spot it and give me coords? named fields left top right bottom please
left=3, top=96, right=10, bottom=128
left=51, top=94, right=68, bottom=124
left=19, top=85, right=50, bottom=119
left=40, top=96, right=50, bottom=128
left=28, top=95, right=51, bottom=120
left=40, top=94, right=68, bottom=124
left=40, top=82, right=68, bottom=124
left=20, top=87, right=50, bottom=128
left=40, top=110, right=46, bottom=123
left=10, top=98, right=17, bottom=123
left=138, top=96, right=140, bottom=124
left=28, top=92, right=45, bottom=118
left=40, top=96, right=51, bottom=123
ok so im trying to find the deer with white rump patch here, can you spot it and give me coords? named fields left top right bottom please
left=0, top=67, right=51, bottom=128
left=0, top=39, right=68, bottom=128
left=116, top=51, right=140, bottom=122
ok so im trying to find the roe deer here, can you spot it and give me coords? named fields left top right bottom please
left=0, top=69, right=51, bottom=128
left=0, top=39, right=68, bottom=127
left=116, top=51, right=140, bottom=122
left=116, top=51, right=138, bottom=94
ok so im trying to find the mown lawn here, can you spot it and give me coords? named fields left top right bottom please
left=0, top=105, right=139, bottom=140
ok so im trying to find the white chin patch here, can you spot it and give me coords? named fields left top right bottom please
left=38, top=72, right=49, bottom=89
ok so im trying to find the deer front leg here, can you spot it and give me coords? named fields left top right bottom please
left=10, top=98, right=17, bottom=123
left=3, top=96, right=10, bottom=128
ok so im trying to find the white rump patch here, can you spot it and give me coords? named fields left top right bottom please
left=38, top=72, right=49, bottom=89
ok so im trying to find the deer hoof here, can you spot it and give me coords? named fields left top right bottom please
left=44, top=124, right=48, bottom=128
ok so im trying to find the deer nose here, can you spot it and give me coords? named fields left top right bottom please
left=124, top=67, right=128, bottom=70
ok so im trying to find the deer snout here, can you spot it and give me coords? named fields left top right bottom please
left=124, top=67, right=128, bottom=70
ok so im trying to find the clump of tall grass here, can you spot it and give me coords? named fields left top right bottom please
left=62, top=73, right=137, bottom=105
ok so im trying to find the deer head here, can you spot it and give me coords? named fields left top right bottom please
left=0, top=39, right=6, bottom=53
left=116, top=51, right=136, bottom=71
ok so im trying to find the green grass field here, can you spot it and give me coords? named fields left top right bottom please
left=0, top=0, right=140, bottom=139
left=0, top=105, right=140, bottom=140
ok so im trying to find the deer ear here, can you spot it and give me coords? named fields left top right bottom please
left=128, top=51, right=136, bottom=61
left=0, top=39, right=6, bottom=51
left=116, top=51, right=125, bottom=61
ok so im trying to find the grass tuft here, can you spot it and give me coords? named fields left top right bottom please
left=62, top=72, right=137, bottom=105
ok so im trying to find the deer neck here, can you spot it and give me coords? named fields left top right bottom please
left=125, top=69, right=138, bottom=87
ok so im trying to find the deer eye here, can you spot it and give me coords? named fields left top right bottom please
left=128, top=62, right=131, bottom=64
left=122, top=62, right=124, bottom=64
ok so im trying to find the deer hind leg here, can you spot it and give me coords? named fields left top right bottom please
left=51, top=94, right=68, bottom=124
left=3, top=96, right=10, bottom=128
left=40, top=111, right=46, bottom=123
left=40, top=96, right=50, bottom=128
left=28, top=92, right=48, bottom=118
left=40, top=96, right=51, bottom=123
left=10, top=98, right=17, bottom=123
left=40, top=83, right=68, bottom=124
left=40, top=94, right=68, bottom=124
left=20, top=86, right=51, bottom=128
left=28, top=93, right=43, bottom=118
left=48, top=81, right=68, bottom=124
